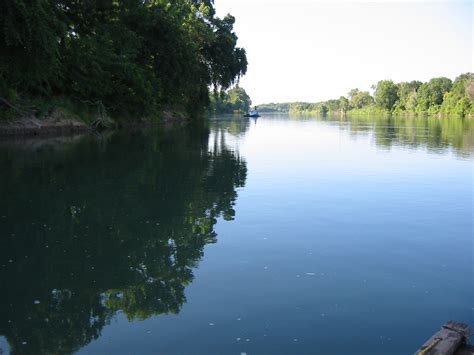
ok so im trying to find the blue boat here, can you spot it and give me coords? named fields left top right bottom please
left=244, top=107, right=260, bottom=118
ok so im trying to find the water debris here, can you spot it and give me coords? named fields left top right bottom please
left=263, top=266, right=268, bottom=270
left=263, top=237, right=268, bottom=240
left=146, top=330, right=151, bottom=334
left=245, top=338, right=250, bottom=342
left=321, top=313, right=326, bottom=317
left=209, top=323, right=215, bottom=326
left=241, top=353, right=247, bottom=355
left=33, top=300, right=40, bottom=305
left=22, top=341, right=27, bottom=345
left=236, top=318, right=241, bottom=321
left=236, top=338, right=241, bottom=341
left=294, top=338, right=298, bottom=342
left=305, top=272, right=315, bottom=276
left=8, top=259, right=13, bottom=263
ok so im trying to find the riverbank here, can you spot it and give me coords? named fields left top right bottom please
left=0, top=107, right=191, bottom=138
left=0, top=116, right=90, bottom=137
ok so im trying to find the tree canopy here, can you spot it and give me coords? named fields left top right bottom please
left=210, top=86, right=252, bottom=113
left=0, top=0, right=248, bottom=120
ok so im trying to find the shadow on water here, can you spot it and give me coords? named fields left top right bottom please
left=0, top=126, right=247, bottom=354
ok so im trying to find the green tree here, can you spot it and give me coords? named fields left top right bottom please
left=416, top=77, right=452, bottom=112
left=351, top=91, right=374, bottom=109
left=440, top=73, right=473, bottom=117
left=210, top=86, right=252, bottom=113
left=0, top=0, right=65, bottom=94
left=228, top=86, right=252, bottom=112
left=0, top=0, right=248, bottom=121
left=395, top=81, right=422, bottom=111
left=374, top=80, right=399, bottom=111
left=339, top=96, right=350, bottom=114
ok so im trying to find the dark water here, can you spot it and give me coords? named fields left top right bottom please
left=0, top=115, right=472, bottom=354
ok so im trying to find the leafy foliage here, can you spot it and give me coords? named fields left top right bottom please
left=0, top=0, right=248, bottom=120
left=416, top=77, right=453, bottom=113
left=374, top=80, right=398, bottom=111
left=261, top=73, right=473, bottom=118
left=210, top=86, right=252, bottom=113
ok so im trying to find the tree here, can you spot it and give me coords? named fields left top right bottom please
left=210, top=86, right=252, bottom=113
left=228, top=86, right=252, bottom=112
left=396, top=81, right=422, bottom=111
left=339, top=96, right=350, bottom=114
left=416, top=77, right=452, bottom=112
left=351, top=90, right=374, bottom=109
left=0, top=0, right=248, bottom=120
left=440, top=73, right=473, bottom=117
left=374, top=80, right=399, bottom=111
left=0, top=0, right=65, bottom=94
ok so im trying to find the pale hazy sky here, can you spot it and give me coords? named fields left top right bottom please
left=214, top=0, right=473, bottom=105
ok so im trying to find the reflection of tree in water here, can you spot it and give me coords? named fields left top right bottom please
left=209, top=115, right=251, bottom=138
left=315, top=115, right=473, bottom=157
left=0, top=127, right=247, bottom=354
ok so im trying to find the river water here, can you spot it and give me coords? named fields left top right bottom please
left=0, top=114, right=472, bottom=354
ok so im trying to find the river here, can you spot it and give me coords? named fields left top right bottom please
left=0, top=114, right=472, bottom=354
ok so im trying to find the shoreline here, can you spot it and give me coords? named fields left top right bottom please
left=0, top=116, right=91, bottom=138
left=0, top=109, right=189, bottom=138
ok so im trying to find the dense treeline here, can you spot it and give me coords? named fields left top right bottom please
left=209, top=86, right=251, bottom=113
left=263, top=73, right=474, bottom=118
left=0, top=0, right=247, bottom=122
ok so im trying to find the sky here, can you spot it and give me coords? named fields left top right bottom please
left=214, top=0, right=473, bottom=105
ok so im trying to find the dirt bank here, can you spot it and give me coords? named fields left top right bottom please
left=0, top=113, right=90, bottom=137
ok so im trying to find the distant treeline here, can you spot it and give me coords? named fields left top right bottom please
left=261, top=73, right=474, bottom=118
left=0, top=0, right=247, bottom=123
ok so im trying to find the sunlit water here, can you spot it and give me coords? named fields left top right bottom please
left=0, top=114, right=472, bottom=354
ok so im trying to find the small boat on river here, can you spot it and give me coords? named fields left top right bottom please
left=244, top=107, right=260, bottom=118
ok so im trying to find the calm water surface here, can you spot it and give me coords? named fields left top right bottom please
left=0, top=115, right=472, bottom=354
